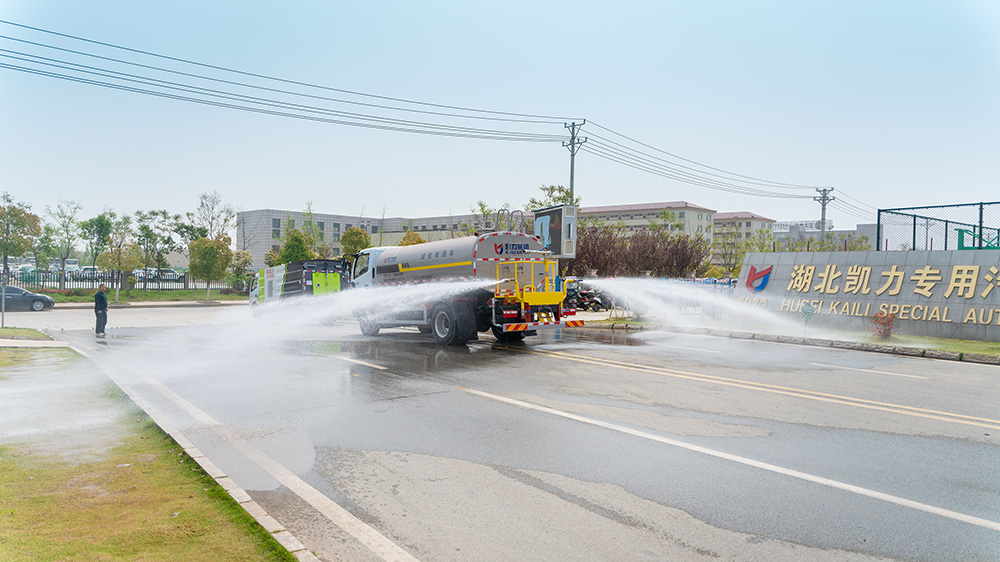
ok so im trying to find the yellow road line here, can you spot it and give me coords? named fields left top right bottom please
left=501, top=346, right=1000, bottom=431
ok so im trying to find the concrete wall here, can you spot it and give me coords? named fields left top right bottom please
left=738, top=249, right=1000, bottom=341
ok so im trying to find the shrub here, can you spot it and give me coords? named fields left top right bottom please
left=868, top=312, right=898, bottom=340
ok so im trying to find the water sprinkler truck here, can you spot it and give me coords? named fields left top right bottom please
left=351, top=231, right=582, bottom=344
left=250, top=231, right=583, bottom=344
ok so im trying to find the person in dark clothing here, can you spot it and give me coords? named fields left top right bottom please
left=94, top=284, right=108, bottom=337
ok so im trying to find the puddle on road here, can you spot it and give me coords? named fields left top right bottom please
left=0, top=348, right=136, bottom=463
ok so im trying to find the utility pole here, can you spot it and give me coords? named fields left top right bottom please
left=814, top=187, right=835, bottom=236
left=563, top=121, right=587, bottom=203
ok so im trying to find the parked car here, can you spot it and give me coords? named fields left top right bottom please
left=156, top=268, right=184, bottom=282
left=77, top=266, right=108, bottom=281
left=0, top=286, right=55, bottom=311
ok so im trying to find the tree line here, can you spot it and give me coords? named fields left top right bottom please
left=0, top=191, right=247, bottom=301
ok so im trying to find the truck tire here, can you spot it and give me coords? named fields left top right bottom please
left=431, top=302, right=476, bottom=345
left=359, top=317, right=380, bottom=336
left=491, top=326, right=526, bottom=344
left=431, top=302, right=459, bottom=344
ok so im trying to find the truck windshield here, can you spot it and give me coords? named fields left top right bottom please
left=354, top=254, right=369, bottom=279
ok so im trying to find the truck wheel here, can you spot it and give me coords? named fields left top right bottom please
left=359, top=317, right=380, bottom=336
left=431, top=302, right=459, bottom=345
left=491, top=326, right=525, bottom=344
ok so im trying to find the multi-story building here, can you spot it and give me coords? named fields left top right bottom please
left=713, top=211, right=776, bottom=240
left=579, top=201, right=716, bottom=240
left=237, top=208, right=479, bottom=271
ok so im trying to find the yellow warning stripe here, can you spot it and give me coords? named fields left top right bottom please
left=398, top=261, right=473, bottom=272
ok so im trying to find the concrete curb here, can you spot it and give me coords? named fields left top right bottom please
left=58, top=339, right=320, bottom=562
left=583, top=322, right=1000, bottom=366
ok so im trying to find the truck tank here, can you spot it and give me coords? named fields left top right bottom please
left=352, top=231, right=582, bottom=344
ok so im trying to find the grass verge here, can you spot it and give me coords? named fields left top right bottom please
left=0, top=327, right=49, bottom=340
left=45, top=289, right=246, bottom=304
left=0, top=350, right=296, bottom=562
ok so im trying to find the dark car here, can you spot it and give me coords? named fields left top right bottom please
left=1, top=286, right=55, bottom=311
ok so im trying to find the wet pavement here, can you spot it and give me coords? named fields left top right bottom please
left=4, top=304, right=1000, bottom=561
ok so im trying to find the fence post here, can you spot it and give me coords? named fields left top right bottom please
left=944, top=220, right=949, bottom=250
left=876, top=211, right=882, bottom=252
left=980, top=203, right=985, bottom=249
left=912, top=215, right=917, bottom=251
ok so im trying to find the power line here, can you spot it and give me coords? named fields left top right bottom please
left=0, top=19, right=581, bottom=122
left=582, top=143, right=810, bottom=199
left=0, top=51, right=566, bottom=140
left=0, top=63, right=565, bottom=142
left=587, top=120, right=825, bottom=190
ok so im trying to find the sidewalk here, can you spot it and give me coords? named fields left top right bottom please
left=56, top=300, right=248, bottom=309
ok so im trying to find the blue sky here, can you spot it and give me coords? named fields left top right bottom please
left=1, top=1, right=997, bottom=229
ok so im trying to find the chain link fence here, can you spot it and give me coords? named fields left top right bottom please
left=877, top=202, right=1000, bottom=251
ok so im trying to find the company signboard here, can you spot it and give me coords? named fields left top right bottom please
left=737, top=250, right=1000, bottom=342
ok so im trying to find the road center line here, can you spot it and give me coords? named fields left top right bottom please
left=458, top=387, right=1000, bottom=533
left=809, top=362, right=927, bottom=379
left=507, top=347, right=1000, bottom=429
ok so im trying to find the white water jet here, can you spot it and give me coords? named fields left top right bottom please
left=586, top=277, right=806, bottom=336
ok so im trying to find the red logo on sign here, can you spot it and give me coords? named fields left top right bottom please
left=746, top=265, right=772, bottom=293
left=494, top=243, right=504, bottom=255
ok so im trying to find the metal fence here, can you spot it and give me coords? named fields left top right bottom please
left=876, top=202, right=1000, bottom=251
left=1, top=271, right=239, bottom=295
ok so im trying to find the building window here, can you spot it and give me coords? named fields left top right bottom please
left=332, top=223, right=340, bottom=231
left=288, top=219, right=295, bottom=229
left=679, top=212, right=685, bottom=218
left=271, top=245, right=280, bottom=253
left=271, top=218, right=280, bottom=228
left=697, top=225, right=703, bottom=232
left=317, top=222, right=325, bottom=231
left=272, top=229, right=280, bottom=239
left=372, top=226, right=379, bottom=234
left=698, top=213, right=703, bottom=220
left=746, top=221, right=752, bottom=227
left=345, top=223, right=352, bottom=229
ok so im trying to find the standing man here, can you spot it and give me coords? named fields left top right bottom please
left=94, top=283, right=108, bottom=337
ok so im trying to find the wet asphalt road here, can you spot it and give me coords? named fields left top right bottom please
left=26, top=306, right=1000, bottom=561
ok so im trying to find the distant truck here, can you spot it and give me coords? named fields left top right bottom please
left=249, top=259, right=351, bottom=305
left=351, top=231, right=582, bottom=345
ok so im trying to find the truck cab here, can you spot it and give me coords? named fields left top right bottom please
left=351, top=247, right=390, bottom=289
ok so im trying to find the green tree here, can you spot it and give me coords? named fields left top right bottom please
left=194, top=191, right=235, bottom=239
left=135, top=210, right=181, bottom=281
left=229, top=250, right=254, bottom=294
left=0, top=192, right=41, bottom=280
left=30, top=225, right=58, bottom=274
left=277, top=229, right=317, bottom=265
left=189, top=235, right=234, bottom=301
left=398, top=230, right=426, bottom=246
left=79, top=212, right=114, bottom=268
left=172, top=214, right=209, bottom=266
left=526, top=184, right=581, bottom=211
left=46, top=199, right=83, bottom=288
left=340, top=226, right=371, bottom=258
left=96, top=215, right=141, bottom=302
left=300, top=201, right=333, bottom=258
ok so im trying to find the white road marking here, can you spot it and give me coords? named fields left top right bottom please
left=460, top=387, right=1000, bottom=533
left=334, top=356, right=389, bottom=370
left=809, top=363, right=927, bottom=379
left=125, top=367, right=418, bottom=562
left=659, top=344, right=722, bottom=354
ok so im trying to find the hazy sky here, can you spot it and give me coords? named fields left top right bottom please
left=1, top=1, right=997, bottom=229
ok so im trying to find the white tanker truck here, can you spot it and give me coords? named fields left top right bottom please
left=351, top=231, right=582, bottom=344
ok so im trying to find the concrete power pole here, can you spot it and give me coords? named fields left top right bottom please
left=563, top=121, right=587, bottom=203
left=814, top=187, right=835, bottom=236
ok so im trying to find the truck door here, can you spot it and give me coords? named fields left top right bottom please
left=352, top=252, right=373, bottom=288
